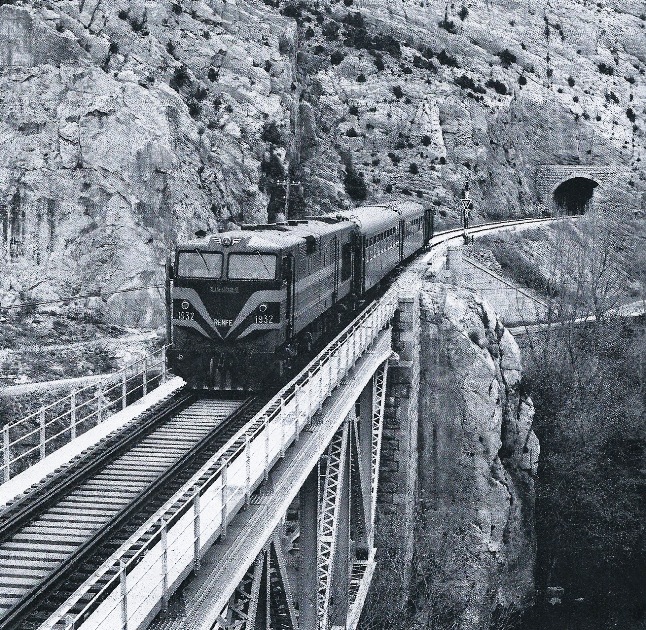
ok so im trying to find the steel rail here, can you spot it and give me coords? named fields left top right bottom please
left=0, top=395, right=258, bottom=630
left=0, top=389, right=194, bottom=542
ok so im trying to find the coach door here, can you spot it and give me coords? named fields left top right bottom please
left=399, top=220, right=405, bottom=261
left=283, top=254, right=296, bottom=338
left=423, top=207, right=434, bottom=245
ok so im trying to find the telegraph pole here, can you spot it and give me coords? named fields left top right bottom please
left=276, top=178, right=301, bottom=221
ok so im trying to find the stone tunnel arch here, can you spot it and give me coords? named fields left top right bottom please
left=553, top=177, right=599, bottom=215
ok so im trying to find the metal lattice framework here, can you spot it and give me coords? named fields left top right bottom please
left=317, top=420, right=350, bottom=628
left=218, top=357, right=390, bottom=630
left=217, top=534, right=297, bottom=630
left=369, top=362, right=388, bottom=548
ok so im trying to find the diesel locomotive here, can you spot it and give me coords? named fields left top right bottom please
left=165, top=201, right=434, bottom=389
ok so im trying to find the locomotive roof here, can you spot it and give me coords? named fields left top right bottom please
left=179, top=218, right=354, bottom=252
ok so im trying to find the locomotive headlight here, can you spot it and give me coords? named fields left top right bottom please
left=259, top=303, right=268, bottom=313
left=181, top=301, right=189, bottom=310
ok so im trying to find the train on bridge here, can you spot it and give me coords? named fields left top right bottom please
left=166, top=202, right=434, bottom=388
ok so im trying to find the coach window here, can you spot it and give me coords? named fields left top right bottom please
left=341, top=243, right=352, bottom=281
left=228, top=253, right=277, bottom=280
left=177, top=251, right=223, bottom=278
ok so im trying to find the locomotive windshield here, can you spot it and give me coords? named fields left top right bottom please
left=177, top=251, right=223, bottom=278
left=228, top=253, right=277, bottom=280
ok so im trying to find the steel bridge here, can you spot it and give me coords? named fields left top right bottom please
left=37, top=273, right=412, bottom=630
left=0, top=217, right=564, bottom=630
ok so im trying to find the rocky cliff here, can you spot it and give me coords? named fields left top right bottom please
left=0, top=0, right=644, bottom=322
left=412, top=283, right=538, bottom=629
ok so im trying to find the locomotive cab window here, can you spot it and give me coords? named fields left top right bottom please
left=228, top=253, right=277, bottom=280
left=176, top=251, right=223, bottom=278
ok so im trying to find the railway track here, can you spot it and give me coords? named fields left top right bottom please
left=0, top=391, right=266, bottom=630
left=0, top=215, right=570, bottom=630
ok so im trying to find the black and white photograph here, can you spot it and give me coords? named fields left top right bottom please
left=0, top=1, right=644, bottom=629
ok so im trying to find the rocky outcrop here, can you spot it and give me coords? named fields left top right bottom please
left=0, top=0, right=644, bottom=324
left=0, top=0, right=298, bottom=323
left=414, top=283, right=538, bottom=629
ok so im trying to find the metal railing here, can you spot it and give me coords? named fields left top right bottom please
left=1, top=347, right=169, bottom=484
left=42, top=282, right=401, bottom=630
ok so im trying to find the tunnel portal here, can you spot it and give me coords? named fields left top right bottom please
left=553, top=177, right=598, bottom=215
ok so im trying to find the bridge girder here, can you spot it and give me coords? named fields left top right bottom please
left=215, top=361, right=389, bottom=630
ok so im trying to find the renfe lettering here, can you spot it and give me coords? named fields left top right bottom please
left=214, top=319, right=233, bottom=326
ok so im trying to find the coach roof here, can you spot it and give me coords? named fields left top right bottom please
left=330, top=205, right=400, bottom=236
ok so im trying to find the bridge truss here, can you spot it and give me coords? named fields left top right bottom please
left=203, top=355, right=390, bottom=630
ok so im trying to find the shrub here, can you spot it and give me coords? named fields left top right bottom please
left=109, top=42, right=119, bottom=54
left=356, top=73, right=366, bottom=82
left=438, top=17, right=457, bottom=33
left=626, top=107, right=636, bottom=123
left=497, top=48, right=517, bottom=66
left=346, top=127, right=359, bottom=137
left=437, top=49, right=459, bottom=67
left=129, top=14, right=148, bottom=33
left=598, top=62, right=614, bottom=75
left=567, top=75, right=576, bottom=87
left=322, top=21, right=340, bottom=40
left=262, top=121, right=284, bottom=145
left=518, top=74, right=527, bottom=86
left=458, top=6, right=468, bottom=20
left=374, top=54, right=385, bottom=71
left=413, top=55, right=437, bottom=72
left=344, top=162, right=368, bottom=200
left=166, top=41, right=176, bottom=56
left=392, top=85, right=404, bottom=98
left=169, top=65, right=190, bottom=91
left=421, top=135, right=432, bottom=146
left=282, top=2, right=304, bottom=18
left=193, top=85, right=208, bottom=101
left=118, top=9, right=129, bottom=19
left=171, top=3, right=182, bottom=14
left=485, top=78, right=508, bottom=94
left=349, top=105, right=359, bottom=116
left=207, top=67, right=218, bottom=81
left=409, top=163, right=419, bottom=174
left=187, top=100, right=201, bottom=119
left=387, top=152, right=400, bottom=164
left=384, top=183, right=393, bottom=193
left=373, top=33, right=401, bottom=57
left=330, top=50, right=345, bottom=65
left=455, top=74, right=486, bottom=93
left=305, top=26, right=315, bottom=38
left=343, top=11, right=364, bottom=28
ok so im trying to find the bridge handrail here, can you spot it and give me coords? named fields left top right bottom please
left=44, top=280, right=402, bottom=630
left=1, top=345, right=169, bottom=484
left=40, top=216, right=565, bottom=628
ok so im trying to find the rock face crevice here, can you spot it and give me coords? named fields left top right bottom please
left=414, top=283, right=538, bottom=629
left=1, top=0, right=644, bottom=322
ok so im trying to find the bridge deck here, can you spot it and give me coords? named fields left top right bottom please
left=148, top=330, right=392, bottom=630
left=0, top=378, right=185, bottom=509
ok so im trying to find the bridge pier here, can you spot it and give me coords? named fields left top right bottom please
left=373, top=291, right=421, bottom=609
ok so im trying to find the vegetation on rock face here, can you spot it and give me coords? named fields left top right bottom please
left=343, top=159, right=368, bottom=200
left=477, top=215, right=646, bottom=630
